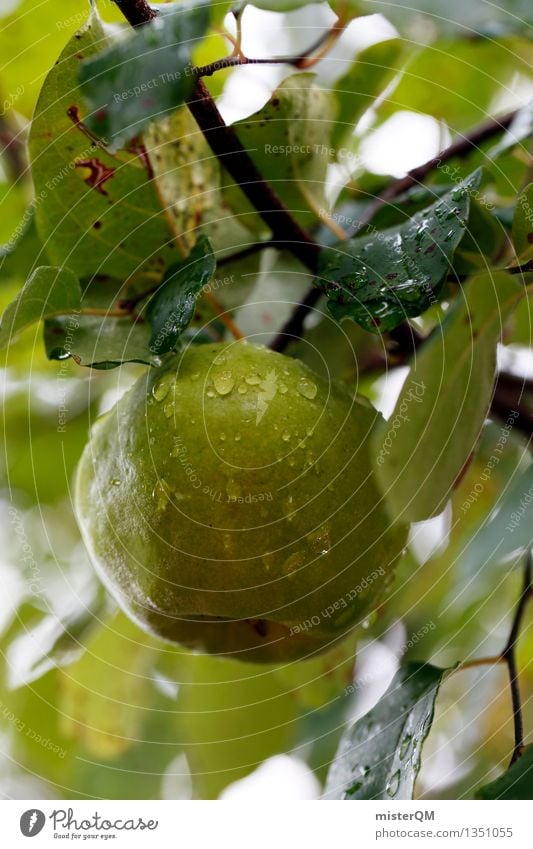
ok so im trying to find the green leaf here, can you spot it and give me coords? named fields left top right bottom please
left=0, top=266, right=81, bottom=349
left=318, top=172, right=480, bottom=332
left=325, top=663, right=448, bottom=800
left=476, top=747, right=533, bottom=799
left=44, top=313, right=159, bottom=370
left=143, top=107, right=220, bottom=248
left=176, top=651, right=299, bottom=799
left=6, top=591, right=105, bottom=689
left=44, top=276, right=162, bottom=369
left=227, top=74, right=336, bottom=229
left=148, top=235, right=215, bottom=355
left=513, top=184, right=533, bottom=262
left=78, top=1, right=210, bottom=148
left=375, top=40, right=533, bottom=133
left=28, top=7, right=178, bottom=279
left=0, top=0, right=90, bottom=119
left=372, top=271, right=523, bottom=523
left=332, top=39, right=404, bottom=148
left=0, top=209, right=43, bottom=282
left=59, top=611, right=160, bottom=759
left=360, top=1, right=533, bottom=37
left=454, top=197, right=506, bottom=274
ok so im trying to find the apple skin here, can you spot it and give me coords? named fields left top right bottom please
left=75, top=342, right=406, bottom=662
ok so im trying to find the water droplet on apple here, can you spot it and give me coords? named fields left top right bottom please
left=213, top=371, right=235, bottom=395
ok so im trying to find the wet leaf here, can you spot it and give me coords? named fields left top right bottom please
left=44, top=313, right=159, bottom=370
left=324, top=663, right=448, bottom=800
left=318, top=172, right=480, bottom=332
left=79, top=1, right=210, bottom=148
left=372, top=271, right=523, bottom=523
left=147, top=235, right=216, bottom=355
left=143, top=107, right=220, bottom=249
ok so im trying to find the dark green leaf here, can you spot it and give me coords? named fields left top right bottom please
left=147, top=235, right=215, bottom=355
left=372, top=272, right=523, bottom=523
left=28, top=7, right=178, bottom=279
left=476, top=747, right=533, bottom=799
left=0, top=266, right=81, bottom=349
left=318, top=172, right=480, bottom=332
left=454, top=198, right=506, bottom=274
left=79, top=2, right=210, bottom=148
left=325, top=663, right=448, bottom=800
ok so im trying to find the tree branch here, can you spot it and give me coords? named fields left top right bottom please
left=185, top=79, right=320, bottom=271
left=113, top=0, right=155, bottom=26
left=491, top=372, right=533, bottom=438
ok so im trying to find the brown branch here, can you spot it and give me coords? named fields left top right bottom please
left=491, top=372, right=533, bottom=438
left=185, top=78, right=321, bottom=271
left=0, top=113, right=27, bottom=183
left=113, top=0, right=155, bottom=26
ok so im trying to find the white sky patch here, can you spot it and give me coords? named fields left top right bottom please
left=360, top=111, right=451, bottom=177
left=220, top=754, right=320, bottom=800
left=408, top=501, right=453, bottom=565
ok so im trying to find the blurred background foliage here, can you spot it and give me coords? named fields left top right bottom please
left=0, top=0, right=532, bottom=799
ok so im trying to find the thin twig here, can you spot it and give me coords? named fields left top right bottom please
left=457, top=655, right=504, bottom=672
left=453, top=553, right=532, bottom=765
left=195, top=19, right=347, bottom=78
left=502, top=552, right=532, bottom=765
left=203, top=289, right=244, bottom=341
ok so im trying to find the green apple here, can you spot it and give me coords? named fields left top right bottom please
left=75, top=342, right=406, bottom=662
